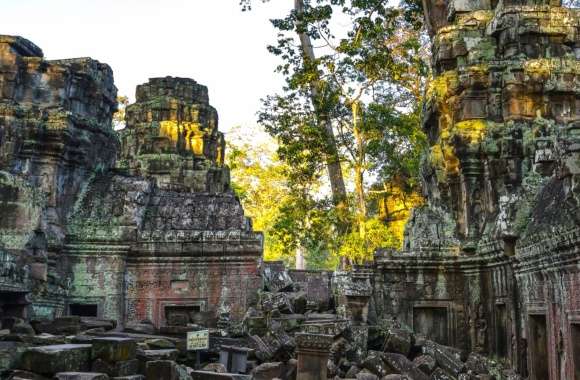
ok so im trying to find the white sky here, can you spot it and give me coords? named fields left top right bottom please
left=2, top=0, right=291, bottom=135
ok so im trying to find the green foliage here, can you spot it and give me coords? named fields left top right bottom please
left=240, top=0, right=429, bottom=266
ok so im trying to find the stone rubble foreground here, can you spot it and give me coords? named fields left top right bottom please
left=2, top=0, right=580, bottom=378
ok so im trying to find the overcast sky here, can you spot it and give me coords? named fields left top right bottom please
left=2, top=0, right=291, bottom=135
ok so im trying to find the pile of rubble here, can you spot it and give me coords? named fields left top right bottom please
left=0, top=263, right=518, bottom=380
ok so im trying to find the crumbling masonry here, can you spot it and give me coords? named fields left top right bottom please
left=0, top=35, right=262, bottom=329
left=0, top=0, right=580, bottom=379
left=371, top=0, right=580, bottom=379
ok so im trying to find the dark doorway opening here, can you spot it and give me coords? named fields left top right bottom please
left=571, top=323, right=580, bottom=380
left=496, top=304, right=508, bottom=358
left=413, top=306, right=449, bottom=345
left=529, top=314, right=549, bottom=380
left=165, top=305, right=202, bottom=326
left=0, top=292, right=28, bottom=319
left=69, top=303, right=98, bottom=317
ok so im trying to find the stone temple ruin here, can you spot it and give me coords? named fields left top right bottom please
left=1, top=0, right=580, bottom=379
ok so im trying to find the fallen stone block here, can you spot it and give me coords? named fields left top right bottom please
left=123, top=322, right=155, bottom=336
left=54, top=372, right=110, bottom=380
left=35, top=317, right=82, bottom=335
left=0, top=341, right=28, bottom=371
left=189, top=371, right=250, bottom=380
left=111, top=376, right=145, bottom=380
left=345, top=365, right=361, bottom=378
left=202, top=363, right=227, bottom=373
left=92, top=358, right=139, bottom=377
left=430, top=368, right=455, bottom=380
left=145, top=360, right=192, bottom=380
left=80, top=318, right=116, bottom=331
left=10, top=321, right=35, bottom=336
left=31, top=333, right=67, bottom=345
left=92, top=337, right=137, bottom=362
left=137, top=349, right=179, bottom=361
left=413, top=354, right=436, bottom=375
left=361, top=351, right=391, bottom=377
left=422, top=341, right=465, bottom=376
left=464, top=352, right=491, bottom=375
left=356, top=371, right=379, bottom=380
left=382, top=353, right=428, bottom=380
left=2, top=369, right=51, bottom=379
left=19, top=344, right=92, bottom=375
left=144, top=338, right=175, bottom=350
left=383, top=329, right=413, bottom=356
left=262, top=261, right=294, bottom=292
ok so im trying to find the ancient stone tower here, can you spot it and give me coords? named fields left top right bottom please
left=371, top=1, right=580, bottom=378
left=0, top=36, right=262, bottom=328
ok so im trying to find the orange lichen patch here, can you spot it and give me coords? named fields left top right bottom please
left=523, top=58, right=580, bottom=78
left=159, top=120, right=205, bottom=155
left=456, top=10, right=494, bottom=28
left=453, top=119, right=488, bottom=144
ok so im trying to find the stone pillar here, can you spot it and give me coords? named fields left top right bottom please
left=295, top=333, right=333, bottom=380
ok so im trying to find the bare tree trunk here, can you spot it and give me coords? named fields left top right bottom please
left=294, top=0, right=347, bottom=209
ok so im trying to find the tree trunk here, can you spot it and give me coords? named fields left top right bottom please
left=294, top=0, right=347, bottom=210
left=352, top=100, right=367, bottom=260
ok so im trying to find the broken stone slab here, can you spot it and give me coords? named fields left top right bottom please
left=361, top=351, right=391, bottom=377
left=19, top=344, right=92, bottom=375
left=383, top=328, right=413, bottom=356
left=261, top=261, right=294, bottom=292
left=54, top=373, right=110, bottom=380
left=430, top=368, right=455, bottom=380
left=189, top=371, right=251, bottom=380
left=123, top=322, right=155, bottom=336
left=356, top=371, right=379, bottom=380
left=251, top=361, right=297, bottom=380
left=413, top=354, right=437, bottom=375
left=382, top=353, right=428, bottom=380
left=35, top=317, right=82, bottom=335
left=0, top=341, right=28, bottom=370
left=145, top=360, right=191, bottom=380
left=80, top=318, right=117, bottom=332
left=202, top=363, right=227, bottom=373
left=144, top=338, right=175, bottom=349
left=464, top=352, right=491, bottom=375
left=422, top=341, right=465, bottom=377
left=137, top=348, right=179, bottom=361
left=249, top=332, right=295, bottom=362
left=10, top=321, right=35, bottom=336
left=92, top=358, right=139, bottom=377
left=2, top=369, right=51, bottom=380
left=92, top=337, right=137, bottom=362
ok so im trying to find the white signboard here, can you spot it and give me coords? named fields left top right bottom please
left=187, top=329, right=209, bottom=351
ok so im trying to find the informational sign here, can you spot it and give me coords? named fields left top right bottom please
left=187, top=329, right=209, bottom=351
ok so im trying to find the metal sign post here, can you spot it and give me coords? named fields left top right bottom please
left=187, top=329, right=209, bottom=369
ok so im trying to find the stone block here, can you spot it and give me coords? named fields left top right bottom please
left=19, top=344, right=92, bottom=375
left=413, top=354, right=436, bottom=375
left=92, top=358, right=139, bottom=377
left=0, top=341, right=28, bottom=371
left=145, top=360, right=177, bottom=380
left=383, top=329, right=413, bottom=356
left=92, top=337, right=137, bottom=362
left=190, top=372, right=250, bottom=380
left=54, top=373, right=110, bottom=380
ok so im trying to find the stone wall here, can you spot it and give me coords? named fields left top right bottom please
left=373, top=1, right=580, bottom=379
left=0, top=36, right=263, bottom=328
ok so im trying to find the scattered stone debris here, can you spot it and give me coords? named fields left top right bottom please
left=0, top=262, right=511, bottom=379
left=2, top=0, right=580, bottom=377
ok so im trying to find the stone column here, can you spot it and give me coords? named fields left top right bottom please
left=295, top=333, right=333, bottom=380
